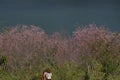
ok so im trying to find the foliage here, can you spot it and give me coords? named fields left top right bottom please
left=0, top=54, right=7, bottom=66
left=0, top=24, right=120, bottom=80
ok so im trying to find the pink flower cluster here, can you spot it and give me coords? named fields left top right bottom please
left=0, top=24, right=119, bottom=71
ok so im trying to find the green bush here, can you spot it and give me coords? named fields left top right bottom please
left=0, top=55, right=7, bottom=66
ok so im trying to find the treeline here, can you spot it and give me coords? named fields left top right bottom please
left=0, top=24, right=120, bottom=80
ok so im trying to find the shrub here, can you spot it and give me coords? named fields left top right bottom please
left=0, top=24, right=119, bottom=80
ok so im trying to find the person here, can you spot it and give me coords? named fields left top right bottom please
left=41, top=68, right=52, bottom=80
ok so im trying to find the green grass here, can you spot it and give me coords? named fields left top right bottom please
left=0, top=65, right=120, bottom=80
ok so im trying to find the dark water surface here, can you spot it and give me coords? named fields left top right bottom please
left=0, top=0, right=120, bottom=34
